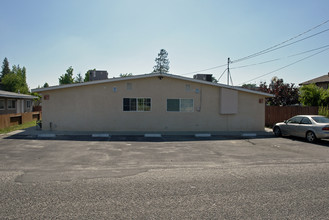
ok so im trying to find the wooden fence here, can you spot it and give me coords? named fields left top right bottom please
left=0, top=112, right=42, bottom=130
left=265, top=106, right=319, bottom=127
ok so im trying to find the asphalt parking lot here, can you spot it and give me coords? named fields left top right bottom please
left=1, top=134, right=329, bottom=219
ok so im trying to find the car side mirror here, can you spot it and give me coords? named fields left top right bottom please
left=284, top=120, right=287, bottom=124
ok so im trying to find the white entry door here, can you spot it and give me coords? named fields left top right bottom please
left=16, top=100, right=24, bottom=113
left=21, top=100, right=24, bottom=113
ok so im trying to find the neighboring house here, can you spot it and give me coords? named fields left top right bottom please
left=299, top=72, right=329, bottom=89
left=0, top=90, right=36, bottom=114
left=32, top=73, right=273, bottom=133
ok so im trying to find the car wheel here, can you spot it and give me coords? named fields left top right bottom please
left=273, top=127, right=282, bottom=137
left=306, top=131, right=317, bottom=143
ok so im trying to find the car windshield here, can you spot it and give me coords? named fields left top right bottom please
left=311, top=116, right=329, bottom=123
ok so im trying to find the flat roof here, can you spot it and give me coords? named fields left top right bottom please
left=0, top=90, right=37, bottom=99
left=32, top=73, right=274, bottom=97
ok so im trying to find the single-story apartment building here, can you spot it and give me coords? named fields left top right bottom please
left=32, top=73, right=273, bottom=133
left=0, top=90, right=36, bottom=114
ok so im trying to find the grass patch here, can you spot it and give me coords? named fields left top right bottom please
left=0, top=120, right=37, bottom=134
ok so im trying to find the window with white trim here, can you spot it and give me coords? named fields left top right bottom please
left=167, top=99, right=193, bottom=112
left=7, top=99, right=16, bottom=109
left=26, top=100, right=31, bottom=109
left=0, top=99, right=4, bottom=110
left=123, top=98, right=151, bottom=111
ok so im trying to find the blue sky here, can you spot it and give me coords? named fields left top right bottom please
left=1, top=0, right=328, bottom=89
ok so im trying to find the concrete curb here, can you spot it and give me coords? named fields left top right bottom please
left=3, top=127, right=274, bottom=140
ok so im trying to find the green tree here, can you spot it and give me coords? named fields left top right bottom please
left=212, top=76, right=218, bottom=83
left=12, top=65, right=29, bottom=93
left=1, top=57, right=11, bottom=81
left=31, top=92, right=42, bottom=107
left=84, top=71, right=90, bottom=82
left=153, top=49, right=170, bottom=74
left=43, top=82, right=49, bottom=88
left=318, top=106, right=329, bottom=117
left=2, top=73, right=29, bottom=94
left=2, top=73, right=20, bottom=92
left=119, top=73, right=133, bottom=77
left=75, top=73, right=83, bottom=83
left=84, top=69, right=96, bottom=82
left=242, top=83, right=256, bottom=90
left=59, top=66, right=74, bottom=85
left=2, top=64, right=29, bottom=94
left=299, top=84, right=327, bottom=106
left=12, top=65, right=26, bottom=81
left=321, top=88, right=329, bottom=106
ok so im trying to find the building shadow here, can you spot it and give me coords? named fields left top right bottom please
left=3, top=126, right=277, bottom=142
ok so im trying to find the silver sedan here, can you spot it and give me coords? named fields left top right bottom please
left=273, top=115, right=329, bottom=142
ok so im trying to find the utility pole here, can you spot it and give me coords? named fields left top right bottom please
left=227, top=57, right=231, bottom=85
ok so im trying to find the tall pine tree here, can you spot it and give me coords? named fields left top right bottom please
left=153, top=49, right=170, bottom=74
left=1, top=57, right=11, bottom=81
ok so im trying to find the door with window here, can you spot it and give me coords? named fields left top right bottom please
left=295, top=117, right=312, bottom=137
left=281, top=116, right=303, bottom=136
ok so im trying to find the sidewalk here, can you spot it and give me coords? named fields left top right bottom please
left=2, top=126, right=274, bottom=141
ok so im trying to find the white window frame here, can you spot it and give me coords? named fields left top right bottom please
left=26, top=100, right=32, bottom=109
left=7, top=99, right=16, bottom=110
left=0, top=99, right=4, bottom=110
left=167, top=98, right=194, bottom=112
left=123, top=97, right=152, bottom=112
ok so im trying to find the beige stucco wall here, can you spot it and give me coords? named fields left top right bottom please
left=40, top=76, right=265, bottom=132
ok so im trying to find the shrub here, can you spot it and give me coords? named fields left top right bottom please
left=318, top=106, right=329, bottom=117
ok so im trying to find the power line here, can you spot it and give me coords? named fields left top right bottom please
left=231, top=58, right=281, bottom=70
left=181, top=63, right=227, bottom=75
left=181, top=19, right=329, bottom=77
left=232, top=19, right=329, bottom=63
left=232, top=28, right=329, bottom=63
left=231, top=44, right=329, bottom=70
left=238, top=47, right=329, bottom=85
left=288, top=44, right=329, bottom=57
